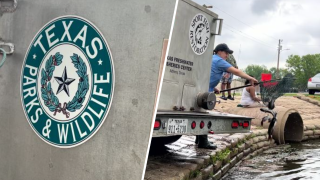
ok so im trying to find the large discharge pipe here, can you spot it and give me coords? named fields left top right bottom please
left=227, top=106, right=304, bottom=144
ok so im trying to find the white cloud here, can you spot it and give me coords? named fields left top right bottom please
left=193, top=0, right=320, bottom=70
left=251, top=0, right=280, bottom=15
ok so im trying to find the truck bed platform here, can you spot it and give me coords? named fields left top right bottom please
left=153, top=110, right=253, bottom=137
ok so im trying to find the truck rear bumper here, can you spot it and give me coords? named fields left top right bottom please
left=153, top=111, right=253, bottom=137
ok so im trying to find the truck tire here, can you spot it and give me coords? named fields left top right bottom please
left=309, top=89, right=315, bottom=95
left=151, top=135, right=182, bottom=147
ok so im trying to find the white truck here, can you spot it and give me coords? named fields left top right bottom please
left=152, top=0, right=252, bottom=146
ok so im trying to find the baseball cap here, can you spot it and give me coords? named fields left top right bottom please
left=213, top=43, right=233, bottom=54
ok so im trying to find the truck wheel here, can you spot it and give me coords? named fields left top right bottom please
left=151, top=135, right=182, bottom=147
left=309, top=89, right=315, bottom=95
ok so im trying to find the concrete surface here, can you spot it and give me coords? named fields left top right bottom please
left=145, top=95, right=320, bottom=180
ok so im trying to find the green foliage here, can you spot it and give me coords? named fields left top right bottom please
left=283, top=93, right=298, bottom=96
left=243, top=65, right=290, bottom=81
left=243, top=54, right=320, bottom=92
left=306, top=94, right=320, bottom=102
left=237, top=140, right=244, bottom=148
left=210, top=148, right=231, bottom=164
left=246, top=133, right=256, bottom=140
left=286, top=54, right=320, bottom=91
left=243, top=65, right=269, bottom=80
left=269, top=67, right=289, bottom=79
left=243, top=65, right=298, bottom=93
left=189, top=170, right=201, bottom=178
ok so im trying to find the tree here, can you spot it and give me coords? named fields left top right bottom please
left=286, top=54, right=320, bottom=90
left=242, top=64, right=294, bottom=92
left=269, top=67, right=289, bottom=79
left=243, top=65, right=290, bottom=80
left=244, top=65, right=269, bottom=80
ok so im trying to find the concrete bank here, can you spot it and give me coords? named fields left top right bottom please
left=146, top=96, right=320, bottom=180
left=226, top=106, right=304, bottom=144
left=295, top=94, right=320, bottom=141
left=145, top=129, right=276, bottom=180
left=219, top=95, right=320, bottom=144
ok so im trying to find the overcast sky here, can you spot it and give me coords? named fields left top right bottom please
left=193, top=0, right=320, bottom=70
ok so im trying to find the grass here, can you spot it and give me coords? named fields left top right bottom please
left=209, top=172, right=214, bottom=178
left=253, top=125, right=265, bottom=129
left=221, top=92, right=241, bottom=96
left=305, top=94, right=320, bottom=101
left=283, top=93, right=298, bottom=96
left=189, top=170, right=201, bottom=179
left=210, top=148, right=231, bottom=164
left=227, top=93, right=299, bottom=97
left=233, top=93, right=241, bottom=96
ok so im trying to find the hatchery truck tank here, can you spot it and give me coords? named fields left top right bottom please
left=152, top=0, right=252, bottom=145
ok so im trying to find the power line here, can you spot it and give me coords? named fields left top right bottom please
left=283, top=43, right=320, bottom=47
left=224, top=27, right=269, bottom=48
left=224, top=23, right=275, bottom=48
left=224, top=27, right=274, bottom=49
left=209, top=4, right=278, bottom=41
left=203, top=3, right=320, bottom=49
left=223, top=24, right=276, bottom=49
left=199, top=0, right=278, bottom=48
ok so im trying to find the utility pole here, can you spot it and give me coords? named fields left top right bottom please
left=277, top=39, right=283, bottom=79
left=238, top=44, right=241, bottom=63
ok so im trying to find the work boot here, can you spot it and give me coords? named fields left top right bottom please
left=227, top=95, right=234, bottom=100
left=195, top=135, right=214, bottom=145
left=220, top=96, right=227, bottom=100
left=197, top=135, right=217, bottom=149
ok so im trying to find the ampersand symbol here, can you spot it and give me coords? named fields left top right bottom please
left=42, top=119, right=51, bottom=138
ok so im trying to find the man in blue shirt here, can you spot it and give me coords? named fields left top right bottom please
left=209, top=50, right=232, bottom=92
left=197, top=43, right=258, bottom=149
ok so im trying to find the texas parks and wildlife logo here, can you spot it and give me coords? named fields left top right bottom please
left=20, top=16, right=114, bottom=148
left=189, top=13, right=210, bottom=55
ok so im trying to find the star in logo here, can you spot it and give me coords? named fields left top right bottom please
left=33, top=54, right=37, bottom=59
left=98, top=59, right=103, bottom=65
left=54, top=67, right=75, bottom=96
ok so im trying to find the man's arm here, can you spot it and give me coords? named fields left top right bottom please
left=226, top=66, right=258, bottom=84
left=214, top=87, right=220, bottom=94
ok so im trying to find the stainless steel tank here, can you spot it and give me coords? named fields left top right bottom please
left=158, top=0, right=222, bottom=112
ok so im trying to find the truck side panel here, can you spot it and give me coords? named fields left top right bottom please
left=158, top=0, right=219, bottom=112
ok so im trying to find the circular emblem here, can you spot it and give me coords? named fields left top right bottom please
left=189, top=13, right=210, bottom=55
left=20, top=16, right=114, bottom=148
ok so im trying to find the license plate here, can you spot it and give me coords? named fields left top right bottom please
left=167, top=118, right=188, bottom=134
left=317, top=84, right=320, bottom=87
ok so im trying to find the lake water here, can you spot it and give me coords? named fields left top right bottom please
left=224, top=140, right=320, bottom=180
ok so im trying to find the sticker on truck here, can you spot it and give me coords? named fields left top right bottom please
left=20, top=15, right=114, bottom=148
left=189, top=13, right=210, bottom=55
